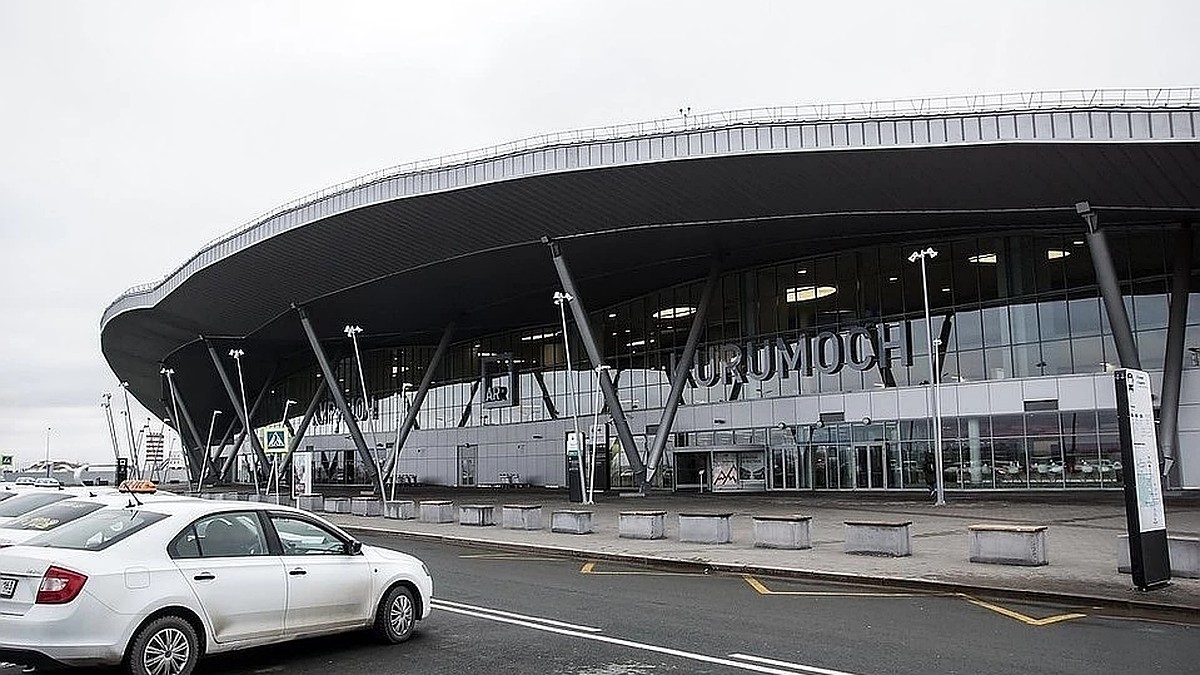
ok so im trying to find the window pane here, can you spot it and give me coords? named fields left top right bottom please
left=272, top=516, right=346, bottom=555
left=195, top=512, right=269, bottom=558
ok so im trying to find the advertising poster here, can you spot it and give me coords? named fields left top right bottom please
left=292, top=451, right=313, bottom=498
left=711, top=452, right=739, bottom=491
left=1115, top=368, right=1171, bottom=590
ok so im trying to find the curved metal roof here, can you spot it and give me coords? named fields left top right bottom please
left=100, top=88, right=1200, bottom=421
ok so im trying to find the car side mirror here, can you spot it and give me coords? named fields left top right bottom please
left=347, top=539, right=363, bottom=555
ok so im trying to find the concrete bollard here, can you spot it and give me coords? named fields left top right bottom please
left=459, top=504, right=496, bottom=526
left=297, top=494, right=324, bottom=512
left=844, top=520, right=912, bottom=557
left=550, top=510, right=594, bottom=534
left=323, top=497, right=351, bottom=514
left=502, top=504, right=543, bottom=530
left=619, top=511, right=666, bottom=540
left=753, top=515, right=812, bottom=549
left=678, top=513, right=733, bottom=544
left=419, top=500, right=455, bottom=523
left=385, top=500, right=417, bottom=520
left=351, top=497, right=383, bottom=517
left=1117, top=534, right=1200, bottom=578
left=968, top=524, right=1048, bottom=566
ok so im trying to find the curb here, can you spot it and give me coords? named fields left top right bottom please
left=341, top=523, right=1200, bottom=619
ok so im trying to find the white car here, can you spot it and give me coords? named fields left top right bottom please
left=0, top=499, right=432, bottom=675
left=0, top=492, right=192, bottom=549
left=0, top=490, right=77, bottom=527
left=13, top=477, right=36, bottom=486
left=34, top=477, right=62, bottom=488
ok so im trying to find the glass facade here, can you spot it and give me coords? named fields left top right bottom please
left=271, top=226, right=1200, bottom=491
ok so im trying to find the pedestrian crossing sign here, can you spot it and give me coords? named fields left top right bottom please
left=260, top=426, right=291, bottom=455
left=0, top=455, right=12, bottom=466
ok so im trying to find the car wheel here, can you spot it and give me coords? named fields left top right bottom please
left=127, top=615, right=199, bottom=675
left=374, top=585, right=417, bottom=644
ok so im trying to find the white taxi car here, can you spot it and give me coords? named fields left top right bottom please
left=0, top=491, right=192, bottom=549
left=0, top=498, right=432, bottom=675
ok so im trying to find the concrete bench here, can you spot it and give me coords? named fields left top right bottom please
left=459, top=504, right=496, bottom=526
left=619, top=511, right=666, bottom=540
left=297, top=494, right=324, bottom=512
left=844, top=520, right=912, bottom=557
left=968, top=524, right=1048, bottom=566
left=323, top=497, right=351, bottom=514
left=385, top=500, right=417, bottom=520
left=678, top=512, right=733, bottom=544
left=351, top=497, right=383, bottom=517
left=418, top=500, right=455, bottom=523
left=1117, top=534, right=1200, bottom=578
left=550, top=510, right=594, bottom=534
left=502, top=504, right=543, bottom=530
left=218, top=492, right=242, bottom=501
left=753, top=515, right=813, bottom=550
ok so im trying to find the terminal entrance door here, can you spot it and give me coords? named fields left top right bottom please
left=854, top=444, right=887, bottom=489
left=457, top=444, right=477, bottom=487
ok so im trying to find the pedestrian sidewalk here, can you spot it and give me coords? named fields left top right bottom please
left=325, top=490, right=1200, bottom=613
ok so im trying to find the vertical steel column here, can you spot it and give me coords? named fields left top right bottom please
left=1158, top=224, right=1195, bottom=480
left=294, top=305, right=381, bottom=487
left=204, top=340, right=273, bottom=474
left=217, top=376, right=274, bottom=480
left=1078, top=202, right=1142, bottom=369
left=280, top=385, right=326, bottom=472
left=645, top=260, right=721, bottom=483
left=545, top=238, right=646, bottom=484
left=384, top=322, right=456, bottom=478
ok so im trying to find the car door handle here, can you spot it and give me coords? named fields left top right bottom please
left=288, top=568, right=307, bottom=576
left=193, top=572, right=216, bottom=581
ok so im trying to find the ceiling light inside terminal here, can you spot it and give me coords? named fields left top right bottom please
left=652, top=306, right=697, bottom=320
left=627, top=339, right=648, bottom=347
left=785, top=285, right=837, bottom=303
left=519, top=331, right=560, bottom=342
left=968, top=253, right=998, bottom=264
left=1046, top=249, right=1071, bottom=260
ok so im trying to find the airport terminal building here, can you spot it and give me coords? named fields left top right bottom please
left=100, top=89, right=1200, bottom=495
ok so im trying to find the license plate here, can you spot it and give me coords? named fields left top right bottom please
left=0, top=578, right=15, bottom=599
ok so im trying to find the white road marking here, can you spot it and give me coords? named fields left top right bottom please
left=729, top=652, right=863, bottom=675
left=432, top=599, right=865, bottom=675
left=431, top=599, right=603, bottom=632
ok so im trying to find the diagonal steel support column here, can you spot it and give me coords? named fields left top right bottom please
left=1158, top=223, right=1194, bottom=481
left=163, top=369, right=219, bottom=483
left=280, top=386, right=326, bottom=473
left=205, top=340, right=273, bottom=476
left=295, top=305, right=382, bottom=488
left=217, top=375, right=274, bottom=480
left=1078, top=202, right=1142, bottom=369
left=384, top=322, right=456, bottom=478
left=645, top=259, right=721, bottom=484
left=545, top=238, right=646, bottom=484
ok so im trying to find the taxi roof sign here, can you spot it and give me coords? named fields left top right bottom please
left=118, top=479, right=158, bottom=494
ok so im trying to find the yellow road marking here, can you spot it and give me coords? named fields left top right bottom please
left=580, top=561, right=708, bottom=576
left=958, top=595, right=1087, bottom=626
left=743, top=576, right=926, bottom=597
left=744, top=576, right=1086, bottom=626
left=460, top=553, right=563, bottom=561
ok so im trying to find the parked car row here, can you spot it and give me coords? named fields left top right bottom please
left=0, top=481, right=433, bottom=675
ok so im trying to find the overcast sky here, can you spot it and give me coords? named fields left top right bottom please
left=1, top=0, right=1197, bottom=467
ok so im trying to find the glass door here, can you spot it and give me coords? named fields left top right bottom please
left=457, top=444, right=477, bottom=487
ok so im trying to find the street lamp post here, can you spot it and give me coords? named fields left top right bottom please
left=228, top=349, right=261, bottom=496
left=197, top=410, right=222, bottom=488
left=908, top=247, right=946, bottom=506
left=344, top=325, right=388, bottom=502
left=44, top=426, right=52, bottom=477
left=553, top=291, right=584, bottom=503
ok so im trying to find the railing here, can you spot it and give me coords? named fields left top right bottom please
left=104, top=87, right=1200, bottom=317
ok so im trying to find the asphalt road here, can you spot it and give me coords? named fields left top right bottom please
left=6, top=534, right=1198, bottom=675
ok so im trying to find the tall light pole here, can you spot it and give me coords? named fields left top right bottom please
left=197, top=410, right=222, bottom=488
left=345, top=324, right=388, bottom=502
left=908, top=247, right=945, bottom=506
left=228, top=349, right=260, bottom=496
left=119, top=382, right=140, bottom=478
left=554, top=291, right=583, bottom=501
left=44, top=426, right=52, bottom=477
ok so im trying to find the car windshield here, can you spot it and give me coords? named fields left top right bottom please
left=0, top=492, right=71, bottom=517
left=27, top=508, right=168, bottom=551
left=7, top=500, right=105, bottom=531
